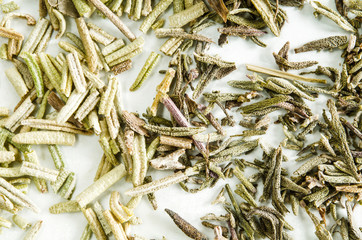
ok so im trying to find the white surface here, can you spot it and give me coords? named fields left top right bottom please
left=0, top=0, right=361, bottom=239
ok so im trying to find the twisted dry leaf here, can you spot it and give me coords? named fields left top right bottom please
left=48, top=0, right=79, bottom=18
left=206, top=0, right=229, bottom=22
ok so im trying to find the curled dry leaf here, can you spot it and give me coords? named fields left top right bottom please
left=48, top=0, right=79, bottom=18
left=206, top=0, right=229, bottom=22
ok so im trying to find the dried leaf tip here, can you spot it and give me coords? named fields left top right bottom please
left=206, top=0, right=228, bottom=22
left=165, top=208, right=208, bottom=240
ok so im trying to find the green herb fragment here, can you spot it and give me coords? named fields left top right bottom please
left=151, top=19, right=165, bottom=30
left=311, top=1, right=356, bottom=32
left=88, top=0, right=136, bottom=41
left=22, top=52, right=44, bottom=98
left=12, top=214, right=31, bottom=230
left=49, top=200, right=80, bottom=214
left=23, top=220, right=42, bottom=240
left=169, top=1, right=209, bottom=28
left=327, top=100, right=359, bottom=180
left=155, top=28, right=213, bottom=43
left=207, top=0, right=229, bottom=22
left=105, top=37, right=144, bottom=64
left=165, top=208, right=208, bottom=240
left=226, top=13, right=266, bottom=29
left=216, top=140, right=259, bottom=157
left=240, top=95, right=291, bottom=114
left=125, top=167, right=198, bottom=197
left=225, top=184, right=255, bottom=239
left=1, top=1, right=19, bottom=13
left=218, top=26, right=267, bottom=37
left=194, top=52, right=235, bottom=68
left=273, top=53, right=318, bottom=70
left=294, top=35, right=348, bottom=53
left=250, top=0, right=280, bottom=36
left=0, top=43, right=7, bottom=59
left=80, top=224, right=92, bottom=240
left=139, top=0, right=173, bottom=33
left=76, top=164, right=126, bottom=207
left=130, top=52, right=161, bottom=91
left=144, top=124, right=205, bottom=137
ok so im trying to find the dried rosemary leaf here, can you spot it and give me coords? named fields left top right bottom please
left=105, top=37, right=144, bottom=64
left=1, top=1, right=19, bottom=13
left=215, top=140, right=259, bottom=157
left=67, top=52, right=87, bottom=93
left=76, top=17, right=98, bottom=73
left=21, top=119, right=91, bottom=135
left=165, top=208, right=208, bottom=240
left=5, top=67, right=29, bottom=98
left=76, top=164, right=126, bottom=207
left=240, top=95, right=291, bottom=114
left=12, top=131, right=76, bottom=146
left=218, top=26, right=267, bottom=37
left=22, top=52, right=44, bottom=98
left=144, top=124, right=205, bottom=137
left=311, top=1, right=356, bottom=32
left=23, top=220, right=42, bottom=240
left=206, top=0, right=228, bottom=22
left=155, top=28, right=213, bottom=43
left=49, top=200, right=80, bottom=214
left=294, top=35, right=348, bottom=53
left=130, top=52, right=161, bottom=91
left=125, top=167, right=197, bottom=197
left=53, top=9, right=66, bottom=39
left=0, top=177, right=39, bottom=212
left=139, top=0, right=173, bottom=33
left=149, top=149, right=185, bottom=170
left=19, top=18, right=49, bottom=56
left=169, top=1, right=209, bottom=28
left=12, top=214, right=31, bottom=230
left=88, top=0, right=136, bottom=41
left=150, top=68, right=175, bottom=116
left=72, top=0, right=91, bottom=16
left=273, top=53, right=318, bottom=70
left=250, top=0, right=280, bottom=36
left=87, top=22, right=116, bottom=46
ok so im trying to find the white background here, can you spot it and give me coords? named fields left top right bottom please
left=0, top=0, right=361, bottom=239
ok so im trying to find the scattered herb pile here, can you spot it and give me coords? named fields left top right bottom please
left=0, top=0, right=361, bottom=239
